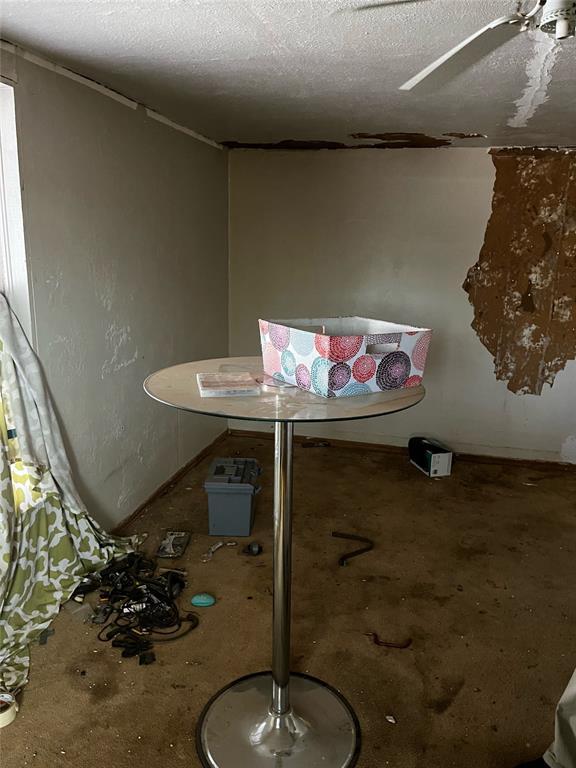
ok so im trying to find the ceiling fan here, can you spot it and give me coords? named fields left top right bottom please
left=355, top=1, right=576, bottom=91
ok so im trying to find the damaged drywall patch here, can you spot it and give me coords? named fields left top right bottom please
left=222, top=139, right=349, bottom=150
left=443, top=132, right=487, bottom=139
left=101, top=322, right=138, bottom=378
left=350, top=132, right=451, bottom=148
left=223, top=133, right=454, bottom=150
left=508, top=30, right=559, bottom=129
left=463, top=148, right=576, bottom=395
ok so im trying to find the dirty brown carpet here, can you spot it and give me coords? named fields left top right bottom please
left=2, top=434, right=576, bottom=768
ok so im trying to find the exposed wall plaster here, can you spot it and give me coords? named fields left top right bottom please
left=443, top=132, right=487, bottom=139
left=463, top=148, right=576, bottom=395
left=223, top=133, right=461, bottom=150
left=350, top=132, right=451, bottom=148
left=101, top=323, right=139, bottom=379
left=508, top=30, right=559, bottom=130
left=222, top=139, right=348, bottom=150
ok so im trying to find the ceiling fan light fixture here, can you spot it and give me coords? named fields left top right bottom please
left=539, top=0, right=576, bottom=38
left=397, top=0, right=574, bottom=92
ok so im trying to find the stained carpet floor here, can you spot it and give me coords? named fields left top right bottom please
left=2, top=434, right=576, bottom=768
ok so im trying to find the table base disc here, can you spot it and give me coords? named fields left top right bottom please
left=196, top=672, right=360, bottom=768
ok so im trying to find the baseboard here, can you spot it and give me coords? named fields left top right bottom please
left=113, top=430, right=228, bottom=534
left=112, top=426, right=573, bottom=535
left=227, top=428, right=574, bottom=473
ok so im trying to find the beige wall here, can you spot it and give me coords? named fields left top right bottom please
left=229, top=149, right=576, bottom=463
left=12, top=56, right=228, bottom=527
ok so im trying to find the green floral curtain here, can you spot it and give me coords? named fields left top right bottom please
left=0, top=294, right=133, bottom=698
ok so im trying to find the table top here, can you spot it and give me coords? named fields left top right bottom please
left=144, top=357, right=425, bottom=423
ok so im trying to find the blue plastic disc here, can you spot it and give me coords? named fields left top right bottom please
left=191, top=592, right=216, bottom=608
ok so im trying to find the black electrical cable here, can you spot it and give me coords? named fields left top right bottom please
left=151, top=614, right=199, bottom=642
left=91, top=556, right=198, bottom=655
left=97, top=617, right=138, bottom=642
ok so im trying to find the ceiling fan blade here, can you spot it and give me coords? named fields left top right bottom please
left=399, top=14, right=524, bottom=91
left=354, top=0, right=428, bottom=9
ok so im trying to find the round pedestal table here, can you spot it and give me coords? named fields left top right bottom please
left=144, top=356, right=425, bottom=768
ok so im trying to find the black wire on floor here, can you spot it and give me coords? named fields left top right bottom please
left=72, top=552, right=199, bottom=665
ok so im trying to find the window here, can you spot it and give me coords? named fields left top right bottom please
left=0, top=81, right=33, bottom=343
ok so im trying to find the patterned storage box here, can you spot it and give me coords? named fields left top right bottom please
left=259, top=317, right=432, bottom=398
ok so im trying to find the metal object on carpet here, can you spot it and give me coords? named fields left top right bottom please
left=242, top=541, right=263, bottom=556
left=156, top=530, right=191, bottom=558
left=91, top=604, right=113, bottom=624
left=364, top=632, right=412, bottom=649
left=331, top=531, right=374, bottom=566
left=196, top=672, right=360, bottom=767
left=201, top=541, right=238, bottom=563
left=144, top=356, right=426, bottom=768
left=301, top=439, right=331, bottom=448
left=196, top=422, right=360, bottom=768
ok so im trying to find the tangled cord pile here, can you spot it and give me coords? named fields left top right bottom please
left=72, top=552, right=199, bottom=666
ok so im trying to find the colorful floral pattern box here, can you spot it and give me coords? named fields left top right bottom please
left=259, top=317, right=432, bottom=398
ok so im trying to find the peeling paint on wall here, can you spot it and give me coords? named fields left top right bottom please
left=101, top=322, right=138, bottom=378
left=463, top=148, right=576, bottom=395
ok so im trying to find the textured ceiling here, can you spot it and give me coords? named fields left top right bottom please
left=0, top=0, right=575, bottom=146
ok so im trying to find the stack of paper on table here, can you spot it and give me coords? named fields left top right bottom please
left=197, top=372, right=261, bottom=398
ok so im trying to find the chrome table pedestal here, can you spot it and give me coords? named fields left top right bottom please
left=196, top=422, right=360, bottom=768
left=143, top=356, right=425, bottom=768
